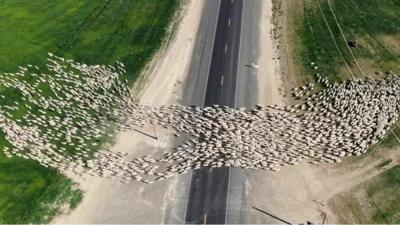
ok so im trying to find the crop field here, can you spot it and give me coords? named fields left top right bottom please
left=329, top=165, right=400, bottom=223
left=0, top=0, right=179, bottom=223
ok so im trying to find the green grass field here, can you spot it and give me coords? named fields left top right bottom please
left=0, top=0, right=179, bottom=83
left=294, top=0, right=400, bottom=82
left=0, top=0, right=179, bottom=223
left=367, top=165, right=400, bottom=223
left=293, top=0, right=400, bottom=149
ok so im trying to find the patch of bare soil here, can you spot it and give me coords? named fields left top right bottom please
left=327, top=148, right=400, bottom=223
left=377, top=34, right=400, bottom=55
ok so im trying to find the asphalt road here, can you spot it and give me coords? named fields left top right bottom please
left=225, top=1, right=262, bottom=223
left=184, top=0, right=244, bottom=224
left=173, top=0, right=282, bottom=223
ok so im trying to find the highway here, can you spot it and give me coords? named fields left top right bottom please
left=184, top=0, right=244, bottom=224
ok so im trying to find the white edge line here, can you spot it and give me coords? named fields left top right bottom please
left=234, top=2, right=244, bottom=109
left=182, top=0, right=222, bottom=224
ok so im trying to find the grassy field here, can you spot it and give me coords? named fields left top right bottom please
left=289, top=1, right=400, bottom=223
left=291, top=0, right=400, bottom=149
left=0, top=157, right=83, bottom=223
left=293, top=0, right=400, bottom=82
left=0, top=0, right=179, bottom=83
left=329, top=165, right=400, bottom=223
left=381, top=126, right=400, bottom=148
left=0, top=0, right=179, bottom=223
left=290, top=0, right=400, bottom=148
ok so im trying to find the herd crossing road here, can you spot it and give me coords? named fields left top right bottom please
left=184, top=0, right=243, bottom=224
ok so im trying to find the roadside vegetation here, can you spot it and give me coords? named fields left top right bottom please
left=293, top=0, right=400, bottom=82
left=0, top=152, right=82, bottom=223
left=0, top=0, right=180, bottom=223
left=291, top=0, right=400, bottom=149
left=287, top=0, right=400, bottom=223
left=329, top=165, right=400, bottom=223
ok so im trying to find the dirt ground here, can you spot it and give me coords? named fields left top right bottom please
left=328, top=149, right=400, bottom=224
left=53, top=0, right=203, bottom=223
left=256, top=0, right=285, bottom=106
left=244, top=0, right=400, bottom=223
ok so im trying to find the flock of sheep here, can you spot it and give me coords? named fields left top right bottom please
left=0, top=54, right=399, bottom=183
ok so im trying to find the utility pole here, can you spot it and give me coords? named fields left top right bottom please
left=321, top=212, right=327, bottom=225
left=147, top=106, right=158, bottom=140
